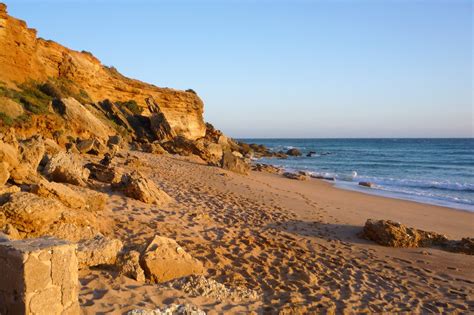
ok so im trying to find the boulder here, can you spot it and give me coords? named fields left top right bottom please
left=30, top=180, right=87, bottom=210
left=283, top=172, right=307, bottom=181
left=286, top=148, right=302, bottom=156
left=306, top=151, right=317, bottom=157
left=117, top=250, right=146, bottom=282
left=76, top=234, right=123, bottom=269
left=115, top=171, right=172, bottom=205
left=30, top=180, right=107, bottom=212
left=359, top=181, right=374, bottom=188
left=142, top=236, right=204, bottom=283
left=0, top=192, right=67, bottom=234
left=360, top=219, right=448, bottom=248
left=221, top=151, right=250, bottom=175
left=85, top=162, right=122, bottom=184
left=52, top=97, right=113, bottom=141
left=43, top=152, right=90, bottom=186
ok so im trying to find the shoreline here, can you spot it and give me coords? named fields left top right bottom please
left=253, top=160, right=474, bottom=213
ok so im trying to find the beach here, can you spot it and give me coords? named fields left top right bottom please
left=80, top=152, right=474, bottom=314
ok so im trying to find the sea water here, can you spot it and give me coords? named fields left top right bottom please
left=241, top=138, right=474, bottom=212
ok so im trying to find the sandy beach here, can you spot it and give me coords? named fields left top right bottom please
left=79, top=152, right=474, bottom=314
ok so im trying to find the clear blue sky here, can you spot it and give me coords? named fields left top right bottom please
left=5, top=0, right=473, bottom=138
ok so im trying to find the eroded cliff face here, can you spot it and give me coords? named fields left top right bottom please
left=0, top=3, right=205, bottom=140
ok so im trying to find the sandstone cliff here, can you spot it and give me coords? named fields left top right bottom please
left=0, top=3, right=205, bottom=140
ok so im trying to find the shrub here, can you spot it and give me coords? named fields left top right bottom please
left=185, top=89, right=197, bottom=94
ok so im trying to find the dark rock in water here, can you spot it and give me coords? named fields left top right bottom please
left=306, top=151, right=317, bottom=157
left=359, top=181, right=373, bottom=188
left=321, top=152, right=331, bottom=156
left=286, top=148, right=302, bottom=156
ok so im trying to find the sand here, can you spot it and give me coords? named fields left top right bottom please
left=80, top=152, right=474, bottom=314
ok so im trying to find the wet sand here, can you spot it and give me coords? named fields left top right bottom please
left=80, top=152, right=474, bottom=314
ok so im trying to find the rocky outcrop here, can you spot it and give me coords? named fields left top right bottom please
left=361, top=219, right=448, bottom=248
left=142, top=236, right=204, bottom=283
left=52, top=98, right=114, bottom=141
left=0, top=192, right=67, bottom=235
left=76, top=234, right=123, bottom=269
left=0, top=4, right=206, bottom=140
left=43, top=152, right=90, bottom=186
left=30, top=180, right=107, bottom=212
left=221, top=151, right=250, bottom=175
left=114, top=171, right=172, bottom=205
left=361, top=219, right=474, bottom=255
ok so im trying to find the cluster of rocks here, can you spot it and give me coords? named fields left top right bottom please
left=169, top=275, right=259, bottom=302
left=361, top=219, right=474, bottom=255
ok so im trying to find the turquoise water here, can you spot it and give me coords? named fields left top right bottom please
left=241, top=138, right=474, bottom=211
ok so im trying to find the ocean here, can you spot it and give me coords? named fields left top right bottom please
left=241, top=138, right=474, bottom=212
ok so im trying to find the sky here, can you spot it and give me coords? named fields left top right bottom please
left=4, top=0, right=473, bottom=138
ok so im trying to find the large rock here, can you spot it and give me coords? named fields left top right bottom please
left=361, top=219, right=448, bottom=248
left=142, top=236, right=204, bottom=283
left=85, top=162, right=122, bottom=184
left=52, top=98, right=113, bottom=141
left=220, top=151, right=250, bottom=175
left=43, top=152, right=90, bottom=186
left=0, top=192, right=67, bottom=234
left=76, top=234, right=123, bottom=269
left=115, top=171, right=172, bottom=205
left=30, top=180, right=107, bottom=212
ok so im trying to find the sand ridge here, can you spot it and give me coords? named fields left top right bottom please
left=79, top=152, right=474, bottom=314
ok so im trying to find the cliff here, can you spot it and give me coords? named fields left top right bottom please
left=0, top=3, right=205, bottom=140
